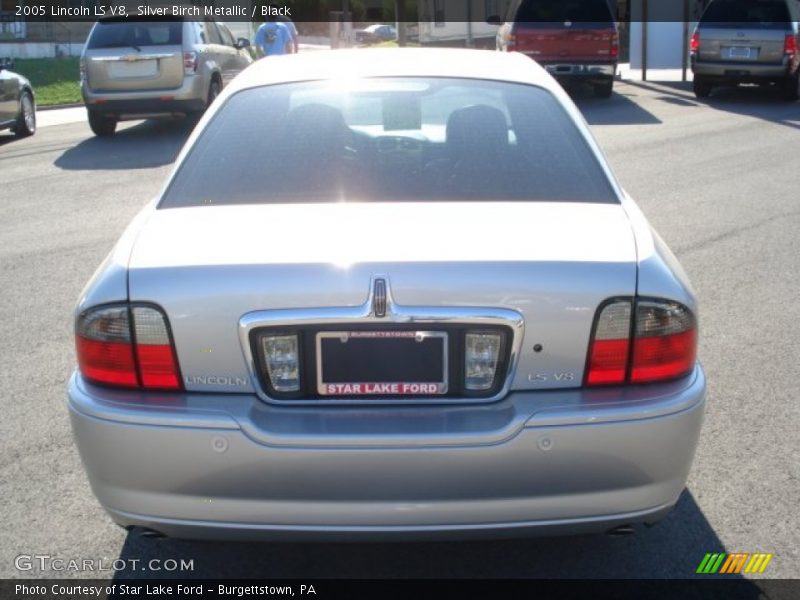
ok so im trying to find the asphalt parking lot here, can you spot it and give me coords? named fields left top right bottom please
left=1, top=80, right=798, bottom=580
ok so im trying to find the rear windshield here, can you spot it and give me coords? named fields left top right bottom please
left=699, top=0, right=791, bottom=28
left=87, top=19, right=183, bottom=49
left=160, top=78, right=617, bottom=208
left=512, top=0, right=615, bottom=24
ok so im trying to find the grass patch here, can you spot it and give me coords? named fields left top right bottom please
left=13, top=58, right=81, bottom=107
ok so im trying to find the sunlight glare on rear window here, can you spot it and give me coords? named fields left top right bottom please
left=159, top=77, right=617, bottom=208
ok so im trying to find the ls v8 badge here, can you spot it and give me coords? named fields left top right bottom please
left=528, top=372, right=575, bottom=382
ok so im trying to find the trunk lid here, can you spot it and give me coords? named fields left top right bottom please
left=510, top=0, right=616, bottom=61
left=128, top=202, right=638, bottom=394
left=513, top=24, right=616, bottom=62
left=696, top=26, right=788, bottom=64
left=696, top=0, right=791, bottom=65
left=84, top=20, right=185, bottom=93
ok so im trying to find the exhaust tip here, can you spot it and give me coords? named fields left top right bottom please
left=606, top=524, right=636, bottom=537
left=138, top=527, right=167, bottom=539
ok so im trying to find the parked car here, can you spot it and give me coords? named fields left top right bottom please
left=80, top=17, right=253, bottom=136
left=69, top=48, right=705, bottom=541
left=690, top=0, right=800, bottom=100
left=355, top=24, right=397, bottom=45
left=0, top=59, right=36, bottom=138
left=491, top=0, right=619, bottom=97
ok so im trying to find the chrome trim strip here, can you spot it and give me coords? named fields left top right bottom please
left=238, top=276, right=524, bottom=406
left=542, top=63, right=616, bottom=77
left=91, top=54, right=176, bottom=62
left=105, top=501, right=679, bottom=538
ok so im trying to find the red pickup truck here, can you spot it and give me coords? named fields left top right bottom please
left=493, top=0, right=619, bottom=98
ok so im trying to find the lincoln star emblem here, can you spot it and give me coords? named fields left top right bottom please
left=373, top=279, right=387, bottom=317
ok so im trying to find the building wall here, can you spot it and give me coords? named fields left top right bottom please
left=0, top=7, right=93, bottom=56
left=418, top=0, right=511, bottom=45
left=0, top=41, right=85, bottom=58
left=628, top=0, right=711, bottom=70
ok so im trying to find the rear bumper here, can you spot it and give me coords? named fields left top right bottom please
left=81, top=74, right=206, bottom=119
left=537, top=61, right=616, bottom=82
left=68, top=366, right=705, bottom=541
left=692, top=59, right=792, bottom=81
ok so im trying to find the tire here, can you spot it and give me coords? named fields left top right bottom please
left=13, top=91, right=36, bottom=138
left=693, top=76, right=712, bottom=99
left=87, top=110, right=117, bottom=137
left=207, top=78, right=221, bottom=108
left=782, top=71, right=800, bottom=102
left=592, top=79, right=614, bottom=99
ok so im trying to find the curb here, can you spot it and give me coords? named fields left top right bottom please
left=38, top=103, right=83, bottom=111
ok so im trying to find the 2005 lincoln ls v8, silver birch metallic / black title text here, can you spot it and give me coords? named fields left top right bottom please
left=68, top=48, right=705, bottom=541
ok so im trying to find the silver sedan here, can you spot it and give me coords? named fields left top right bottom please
left=68, top=49, right=705, bottom=541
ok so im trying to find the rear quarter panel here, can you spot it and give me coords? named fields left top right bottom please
left=619, top=191, right=697, bottom=313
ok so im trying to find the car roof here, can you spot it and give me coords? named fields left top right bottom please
left=227, top=48, right=558, bottom=94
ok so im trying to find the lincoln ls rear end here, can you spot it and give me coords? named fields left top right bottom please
left=68, top=49, right=705, bottom=540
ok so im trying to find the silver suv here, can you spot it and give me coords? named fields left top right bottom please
left=691, top=0, right=800, bottom=100
left=81, top=18, right=253, bottom=136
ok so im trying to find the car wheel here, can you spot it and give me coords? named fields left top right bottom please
left=593, top=79, right=614, bottom=98
left=207, top=78, right=221, bottom=108
left=782, top=71, right=800, bottom=102
left=14, top=91, right=36, bottom=138
left=87, top=110, right=117, bottom=137
left=693, top=76, right=712, bottom=99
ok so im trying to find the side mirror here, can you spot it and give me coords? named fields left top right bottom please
left=486, top=15, right=502, bottom=26
left=236, top=38, right=251, bottom=49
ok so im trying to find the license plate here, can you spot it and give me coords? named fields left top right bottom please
left=316, top=331, right=448, bottom=396
left=108, top=59, right=158, bottom=79
left=727, top=46, right=754, bottom=60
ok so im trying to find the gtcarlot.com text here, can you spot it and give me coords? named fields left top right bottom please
left=15, top=554, right=194, bottom=573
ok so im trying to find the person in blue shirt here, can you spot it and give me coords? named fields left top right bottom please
left=254, top=19, right=292, bottom=57
left=277, top=15, right=299, bottom=54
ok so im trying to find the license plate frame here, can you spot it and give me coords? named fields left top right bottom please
left=316, top=330, right=448, bottom=396
left=726, top=46, right=755, bottom=60
left=108, top=59, right=158, bottom=79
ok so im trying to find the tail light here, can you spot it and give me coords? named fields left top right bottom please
left=784, top=34, right=797, bottom=57
left=79, top=58, right=88, bottom=83
left=586, top=298, right=697, bottom=386
left=76, top=306, right=137, bottom=388
left=76, top=304, right=182, bottom=391
left=690, top=32, right=700, bottom=55
left=610, top=32, right=619, bottom=59
left=630, top=301, right=697, bottom=383
left=183, top=51, right=198, bottom=74
left=586, top=301, right=631, bottom=386
left=131, top=306, right=181, bottom=389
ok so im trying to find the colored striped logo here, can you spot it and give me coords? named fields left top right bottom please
left=696, top=553, right=773, bottom=574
